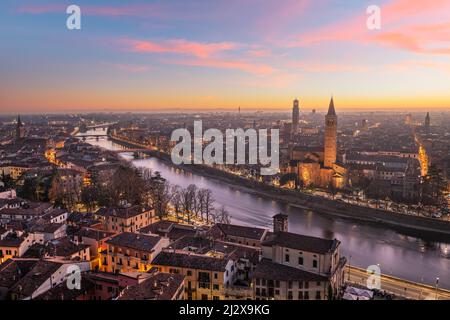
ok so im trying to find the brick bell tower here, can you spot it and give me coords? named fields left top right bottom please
left=324, top=97, right=337, bottom=168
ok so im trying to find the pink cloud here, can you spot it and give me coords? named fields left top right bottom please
left=289, top=62, right=370, bottom=73
left=246, top=49, right=273, bottom=58
left=121, top=39, right=238, bottom=58
left=387, top=60, right=450, bottom=73
left=289, top=0, right=450, bottom=55
left=166, top=58, right=276, bottom=75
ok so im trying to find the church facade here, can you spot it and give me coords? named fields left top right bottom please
left=289, top=97, right=347, bottom=190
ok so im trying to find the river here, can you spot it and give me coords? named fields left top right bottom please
left=81, top=130, right=450, bottom=289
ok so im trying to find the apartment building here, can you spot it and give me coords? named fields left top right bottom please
left=96, top=206, right=155, bottom=233
left=151, top=249, right=235, bottom=300
left=100, top=232, right=169, bottom=273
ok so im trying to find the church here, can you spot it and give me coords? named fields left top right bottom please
left=288, top=97, right=347, bottom=190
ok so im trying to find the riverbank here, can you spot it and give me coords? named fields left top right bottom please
left=108, top=136, right=450, bottom=240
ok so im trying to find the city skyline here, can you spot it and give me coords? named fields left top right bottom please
left=1, top=0, right=450, bottom=112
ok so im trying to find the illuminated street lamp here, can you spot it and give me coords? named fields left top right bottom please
left=435, top=277, right=440, bottom=300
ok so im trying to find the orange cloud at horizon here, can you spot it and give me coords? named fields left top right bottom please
left=1, top=90, right=448, bottom=114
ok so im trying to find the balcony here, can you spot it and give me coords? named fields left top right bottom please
left=198, top=282, right=211, bottom=290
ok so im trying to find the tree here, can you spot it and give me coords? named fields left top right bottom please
left=180, top=184, right=197, bottom=223
left=49, top=171, right=82, bottom=211
left=213, top=205, right=231, bottom=224
left=81, top=185, right=98, bottom=212
left=19, top=178, right=39, bottom=201
left=171, top=185, right=183, bottom=220
left=422, top=164, right=446, bottom=206
left=145, top=171, right=174, bottom=218
left=109, top=165, right=144, bottom=206
left=198, top=188, right=215, bottom=223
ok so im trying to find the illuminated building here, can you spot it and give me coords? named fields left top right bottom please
left=291, top=97, right=348, bottom=189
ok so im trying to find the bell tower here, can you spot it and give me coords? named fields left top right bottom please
left=16, top=115, right=25, bottom=140
left=324, top=97, right=337, bottom=168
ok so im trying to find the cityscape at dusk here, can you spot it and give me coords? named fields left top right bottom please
left=0, top=0, right=450, bottom=308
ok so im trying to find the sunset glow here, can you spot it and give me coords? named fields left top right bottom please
left=1, top=0, right=450, bottom=113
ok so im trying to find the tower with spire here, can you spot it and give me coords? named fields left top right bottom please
left=424, top=112, right=430, bottom=134
left=16, top=115, right=25, bottom=140
left=292, top=98, right=300, bottom=134
left=324, top=97, right=337, bottom=168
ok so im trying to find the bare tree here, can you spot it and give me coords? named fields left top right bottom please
left=171, top=185, right=183, bottom=220
left=198, top=188, right=215, bottom=223
left=213, top=205, right=231, bottom=224
left=49, top=171, right=83, bottom=211
left=142, top=170, right=173, bottom=218
left=180, top=184, right=197, bottom=223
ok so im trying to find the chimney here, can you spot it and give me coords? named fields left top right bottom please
left=273, top=213, right=288, bottom=233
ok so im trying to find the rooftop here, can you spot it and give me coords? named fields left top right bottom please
left=262, top=231, right=339, bottom=254
left=105, top=232, right=163, bottom=252
left=152, top=250, right=230, bottom=272
left=117, top=272, right=185, bottom=300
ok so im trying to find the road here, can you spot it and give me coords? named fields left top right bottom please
left=347, top=266, right=450, bottom=300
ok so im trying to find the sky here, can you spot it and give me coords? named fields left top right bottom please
left=1, top=0, right=450, bottom=113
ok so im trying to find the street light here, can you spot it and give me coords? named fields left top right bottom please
left=347, top=255, right=352, bottom=282
left=435, top=277, right=439, bottom=300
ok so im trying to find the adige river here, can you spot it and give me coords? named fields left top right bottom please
left=81, top=130, right=450, bottom=289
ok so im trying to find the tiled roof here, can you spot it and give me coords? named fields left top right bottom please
left=117, top=272, right=184, bottom=300
left=105, top=232, right=162, bottom=252
left=96, top=205, right=152, bottom=219
left=0, top=259, right=38, bottom=288
left=214, top=223, right=266, bottom=241
left=261, top=231, right=339, bottom=254
left=152, top=250, right=230, bottom=272
left=9, top=260, right=63, bottom=297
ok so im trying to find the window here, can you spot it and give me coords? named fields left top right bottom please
left=214, top=273, right=218, bottom=279
left=299, top=291, right=304, bottom=300
left=256, top=279, right=260, bottom=286
left=201, top=294, right=208, bottom=300
left=256, top=288, right=260, bottom=296
left=316, top=291, right=321, bottom=300
left=288, top=291, right=293, bottom=300
left=298, top=257, right=304, bottom=266
left=275, top=280, right=280, bottom=288
left=285, top=254, right=290, bottom=263
left=213, top=296, right=219, bottom=300
left=288, top=281, right=293, bottom=289
left=313, top=260, right=318, bottom=268
left=187, top=270, right=192, bottom=276
left=304, top=292, right=309, bottom=300
left=213, top=284, right=219, bottom=291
